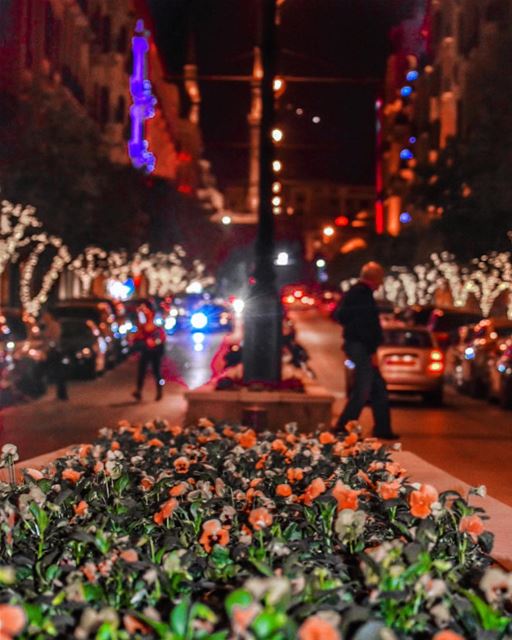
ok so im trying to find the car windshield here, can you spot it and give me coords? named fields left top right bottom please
left=61, top=320, right=93, bottom=339
left=0, top=313, right=27, bottom=341
left=383, top=329, right=433, bottom=348
left=432, top=312, right=481, bottom=331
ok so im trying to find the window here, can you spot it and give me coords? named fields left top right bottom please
left=102, top=15, right=111, bottom=52
left=44, top=1, right=55, bottom=59
left=116, top=26, right=128, bottom=53
left=25, top=0, right=33, bottom=67
left=100, top=86, right=110, bottom=125
left=382, top=330, right=433, bottom=348
left=115, top=95, right=126, bottom=123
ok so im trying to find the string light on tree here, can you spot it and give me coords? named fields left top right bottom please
left=271, top=128, right=284, bottom=143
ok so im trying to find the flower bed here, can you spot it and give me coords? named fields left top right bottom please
left=0, top=420, right=511, bottom=639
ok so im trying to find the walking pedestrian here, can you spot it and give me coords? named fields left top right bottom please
left=40, top=310, right=68, bottom=401
left=131, top=302, right=166, bottom=401
left=333, top=262, right=398, bottom=440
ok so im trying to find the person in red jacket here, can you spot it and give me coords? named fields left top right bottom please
left=131, top=302, right=166, bottom=401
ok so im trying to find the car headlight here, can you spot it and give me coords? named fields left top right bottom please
left=191, top=312, right=208, bottom=330
left=165, top=316, right=177, bottom=331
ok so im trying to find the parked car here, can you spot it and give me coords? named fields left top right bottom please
left=453, top=318, right=512, bottom=397
left=281, top=285, right=316, bottom=311
left=344, top=325, right=445, bottom=405
left=51, top=301, right=118, bottom=368
left=0, top=308, right=47, bottom=397
left=487, top=338, right=512, bottom=408
left=66, top=298, right=130, bottom=360
left=60, top=318, right=108, bottom=379
left=427, top=308, right=482, bottom=350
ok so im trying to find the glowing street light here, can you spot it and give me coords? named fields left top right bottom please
left=275, top=251, right=289, bottom=266
left=273, top=206, right=282, bottom=215
left=316, top=258, right=326, bottom=268
left=272, top=182, right=282, bottom=193
left=272, top=195, right=281, bottom=206
left=221, top=215, right=232, bottom=225
left=272, top=160, right=282, bottom=172
left=323, top=225, right=335, bottom=237
left=271, top=128, right=283, bottom=143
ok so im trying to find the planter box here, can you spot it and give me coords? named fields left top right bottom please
left=0, top=446, right=77, bottom=484
left=185, top=382, right=334, bottom=432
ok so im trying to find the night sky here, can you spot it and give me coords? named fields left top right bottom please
left=148, top=1, right=412, bottom=190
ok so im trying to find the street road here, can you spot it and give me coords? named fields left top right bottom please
left=2, top=311, right=512, bottom=507
left=292, top=310, right=512, bottom=506
left=0, top=330, right=224, bottom=462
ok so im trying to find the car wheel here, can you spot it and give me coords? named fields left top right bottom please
left=424, top=387, right=444, bottom=406
left=499, top=379, right=512, bottom=409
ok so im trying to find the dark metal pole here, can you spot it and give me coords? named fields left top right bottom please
left=243, top=0, right=282, bottom=383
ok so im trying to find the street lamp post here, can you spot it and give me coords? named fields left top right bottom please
left=243, top=0, right=282, bottom=384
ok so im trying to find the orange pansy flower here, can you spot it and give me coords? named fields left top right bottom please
left=140, top=476, right=155, bottom=491
left=153, top=498, right=178, bottom=525
left=238, top=429, right=257, bottom=449
left=408, top=484, right=439, bottom=519
left=248, top=507, right=273, bottom=530
left=199, top=518, right=230, bottom=553
left=459, top=514, right=485, bottom=542
left=276, top=483, right=292, bottom=497
left=298, top=616, right=341, bottom=640
left=119, top=549, right=139, bottom=563
left=73, top=500, right=88, bottom=517
left=271, top=439, right=288, bottom=454
left=169, top=482, right=188, bottom=497
left=378, top=480, right=401, bottom=501
left=147, top=438, right=164, bottom=448
left=62, top=468, right=82, bottom=484
left=319, top=431, right=336, bottom=445
left=123, top=614, right=150, bottom=635
left=301, top=478, right=326, bottom=506
left=332, top=481, right=359, bottom=511
left=0, top=604, right=27, bottom=637
left=343, top=432, right=358, bottom=447
left=287, top=468, right=304, bottom=483
left=173, top=457, right=190, bottom=474
left=433, top=632, right=466, bottom=640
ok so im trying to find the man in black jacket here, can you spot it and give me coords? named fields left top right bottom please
left=333, top=262, right=398, bottom=439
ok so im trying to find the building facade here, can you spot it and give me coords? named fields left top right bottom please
left=0, top=0, right=201, bottom=184
left=380, top=0, right=511, bottom=235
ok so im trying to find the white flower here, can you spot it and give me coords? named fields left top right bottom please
left=430, top=603, right=451, bottom=627
left=470, top=485, right=487, bottom=498
left=335, top=509, right=366, bottom=540
left=244, top=576, right=290, bottom=605
left=0, top=443, right=19, bottom=468
left=480, top=567, right=512, bottom=604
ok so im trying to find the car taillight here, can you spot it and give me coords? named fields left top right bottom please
left=427, top=349, right=444, bottom=374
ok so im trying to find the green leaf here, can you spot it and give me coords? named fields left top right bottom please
left=251, top=611, right=287, bottom=639
left=96, top=623, right=116, bottom=640
left=249, top=557, right=273, bottom=577
left=464, top=590, right=510, bottom=631
left=225, top=589, right=253, bottom=617
left=190, top=602, right=217, bottom=623
left=170, top=599, right=190, bottom=637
